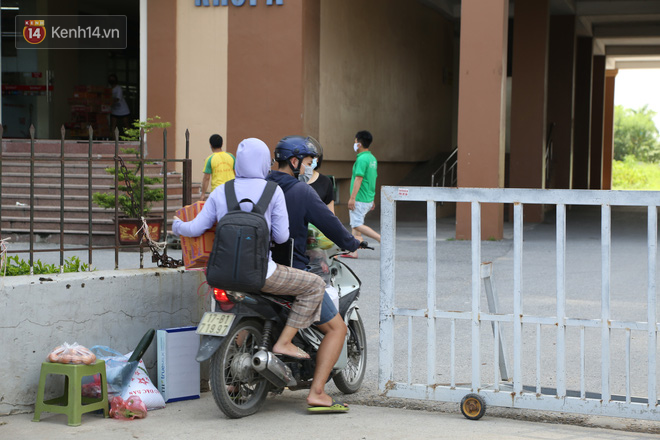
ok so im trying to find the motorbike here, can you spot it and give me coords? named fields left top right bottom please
left=195, top=242, right=371, bottom=419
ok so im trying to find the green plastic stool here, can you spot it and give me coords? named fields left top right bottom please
left=32, top=360, right=109, bottom=426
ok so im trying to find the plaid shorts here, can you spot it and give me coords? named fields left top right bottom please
left=261, top=264, right=325, bottom=329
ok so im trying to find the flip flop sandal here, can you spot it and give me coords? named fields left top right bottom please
left=274, top=346, right=311, bottom=361
left=307, top=397, right=350, bottom=414
left=338, top=253, right=358, bottom=259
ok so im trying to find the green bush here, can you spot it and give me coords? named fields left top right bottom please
left=1, top=256, right=91, bottom=277
left=612, top=155, right=660, bottom=190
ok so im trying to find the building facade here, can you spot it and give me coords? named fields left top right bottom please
left=3, top=0, right=660, bottom=235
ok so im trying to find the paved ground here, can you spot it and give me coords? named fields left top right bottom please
left=2, top=391, right=659, bottom=440
left=3, top=206, right=660, bottom=437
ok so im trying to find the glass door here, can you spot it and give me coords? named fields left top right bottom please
left=1, top=0, right=53, bottom=139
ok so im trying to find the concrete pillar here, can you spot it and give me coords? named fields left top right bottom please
left=546, top=15, right=576, bottom=190
left=147, top=0, right=177, bottom=160
left=508, top=0, right=549, bottom=223
left=602, top=70, right=618, bottom=190
left=226, top=1, right=320, bottom=151
left=456, top=0, right=509, bottom=240
left=589, top=56, right=606, bottom=189
left=572, top=37, right=593, bottom=189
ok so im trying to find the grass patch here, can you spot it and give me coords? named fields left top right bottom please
left=612, top=156, right=660, bottom=190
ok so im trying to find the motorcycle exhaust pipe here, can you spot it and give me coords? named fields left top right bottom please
left=252, top=350, right=297, bottom=388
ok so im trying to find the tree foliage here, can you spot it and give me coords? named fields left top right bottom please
left=613, top=105, right=660, bottom=162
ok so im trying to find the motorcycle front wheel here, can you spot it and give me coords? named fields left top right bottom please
left=333, top=311, right=367, bottom=394
left=210, top=319, right=270, bottom=418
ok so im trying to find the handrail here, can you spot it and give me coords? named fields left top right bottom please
left=431, top=147, right=458, bottom=187
left=545, top=122, right=555, bottom=188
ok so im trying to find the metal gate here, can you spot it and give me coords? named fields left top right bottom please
left=379, top=187, right=660, bottom=420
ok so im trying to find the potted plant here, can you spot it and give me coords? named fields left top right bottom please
left=92, top=117, right=171, bottom=245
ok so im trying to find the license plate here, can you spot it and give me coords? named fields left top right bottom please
left=196, top=312, right=236, bottom=337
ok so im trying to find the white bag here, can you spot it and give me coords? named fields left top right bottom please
left=121, top=359, right=166, bottom=410
left=326, top=285, right=339, bottom=311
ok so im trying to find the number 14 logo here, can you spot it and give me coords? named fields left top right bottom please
left=23, top=20, right=46, bottom=45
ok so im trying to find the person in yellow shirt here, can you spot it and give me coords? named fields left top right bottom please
left=199, top=134, right=236, bottom=201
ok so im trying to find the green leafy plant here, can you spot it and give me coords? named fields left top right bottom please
left=1, top=256, right=92, bottom=277
left=119, top=116, right=171, bottom=142
left=93, top=116, right=170, bottom=218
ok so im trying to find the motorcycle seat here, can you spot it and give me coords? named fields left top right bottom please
left=257, top=291, right=296, bottom=303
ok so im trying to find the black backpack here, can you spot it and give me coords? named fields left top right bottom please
left=206, top=180, right=277, bottom=293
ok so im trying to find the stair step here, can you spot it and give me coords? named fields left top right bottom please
left=0, top=184, right=185, bottom=197
left=2, top=139, right=141, bottom=155
left=1, top=204, right=181, bottom=219
left=1, top=171, right=182, bottom=181
left=1, top=177, right=183, bottom=189
left=1, top=161, right=169, bottom=175
left=1, top=195, right=190, bottom=210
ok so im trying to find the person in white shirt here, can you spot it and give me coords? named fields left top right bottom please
left=108, top=74, right=130, bottom=136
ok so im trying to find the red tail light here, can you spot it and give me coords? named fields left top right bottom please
left=213, top=288, right=234, bottom=311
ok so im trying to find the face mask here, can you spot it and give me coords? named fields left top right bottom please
left=311, top=157, right=318, bottom=170
left=353, top=143, right=360, bottom=152
left=299, top=164, right=314, bottom=183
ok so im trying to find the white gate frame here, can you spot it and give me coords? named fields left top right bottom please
left=379, top=187, right=660, bottom=420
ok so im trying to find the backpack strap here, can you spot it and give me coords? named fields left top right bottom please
left=253, top=181, right=278, bottom=215
left=224, top=180, right=241, bottom=211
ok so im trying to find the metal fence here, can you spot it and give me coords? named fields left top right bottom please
left=0, top=125, right=192, bottom=273
left=379, top=186, right=660, bottom=421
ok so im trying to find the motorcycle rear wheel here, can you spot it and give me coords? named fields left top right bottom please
left=210, top=320, right=270, bottom=418
left=333, top=311, right=367, bottom=394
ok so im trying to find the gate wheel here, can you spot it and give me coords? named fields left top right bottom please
left=460, top=393, right=486, bottom=420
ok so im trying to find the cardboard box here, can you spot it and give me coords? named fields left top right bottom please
left=175, top=201, right=215, bottom=269
left=157, top=327, right=200, bottom=402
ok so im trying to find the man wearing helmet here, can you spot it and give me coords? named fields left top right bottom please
left=267, top=135, right=362, bottom=411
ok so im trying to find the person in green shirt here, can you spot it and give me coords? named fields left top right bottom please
left=344, top=130, right=380, bottom=258
left=199, top=134, right=236, bottom=201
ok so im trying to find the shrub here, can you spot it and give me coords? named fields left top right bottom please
left=1, top=256, right=91, bottom=277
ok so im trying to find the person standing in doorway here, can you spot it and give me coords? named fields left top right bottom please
left=108, top=74, right=130, bottom=137
left=344, top=130, right=380, bottom=258
left=199, top=134, right=236, bottom=201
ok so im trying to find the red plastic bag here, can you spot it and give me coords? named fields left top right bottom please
left=109, top=396, right=148, bottom=420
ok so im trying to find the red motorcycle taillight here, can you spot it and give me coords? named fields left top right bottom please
left=213, top=288, right=235, bottom=311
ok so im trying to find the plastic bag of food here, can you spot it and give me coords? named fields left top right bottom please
left=121, top=356, right=165, bottom=410
left=109, top=396, right=148, bottom=420
left=306, top=225, right=334, bottom=250
left=47, top=342, right=96, bottom=364
left=90, top=346, right=139, bottom=398
left=306, top=248, right=331, bottom=286
left=82, top=375, right=103, bottom=398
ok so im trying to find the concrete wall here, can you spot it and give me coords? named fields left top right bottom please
left=175, top=1, right=229, bottom=178
left=318, top=0, right=454, bottom=220
left=0, top=268, right=206, bottom=415
left=319, top=0, right=454, bottom=164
